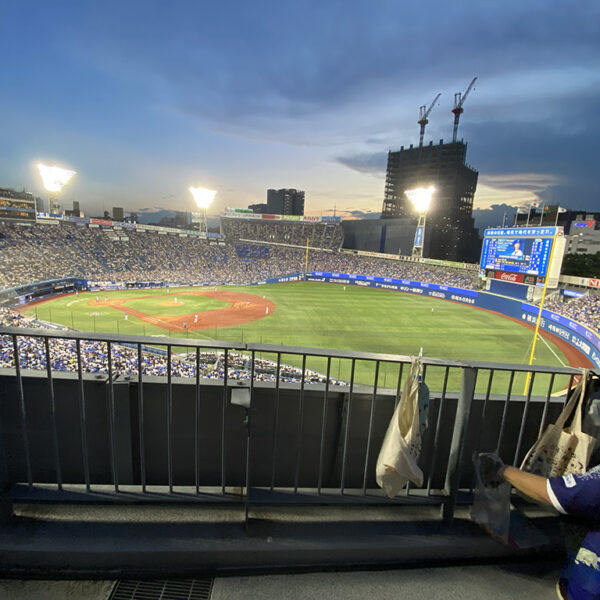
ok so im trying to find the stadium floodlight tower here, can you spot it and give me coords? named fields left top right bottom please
left=37, top=163, right=76, bottom=214
left=189, top=187, right=216, bottom=234
left=405, top=186, right=435, bottom=258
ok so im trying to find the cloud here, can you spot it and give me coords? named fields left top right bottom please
left=335, top=152, right=388, bottom=175
left=479, top=173, right=561, bottom=193
left=336, top=80, right=600, bottom=212
left=474, top=183, right=539, bottom=210
left=347, top=209, right=381, bottom=219
left=472, top=203, right=517, bottom=233
left=53, top=1, right=600, bottom=143
left=4, top=0, right=600, bottom=217
left=136, top=209, right=177, bottom=224
left=324, top=208, right=381, bottom=219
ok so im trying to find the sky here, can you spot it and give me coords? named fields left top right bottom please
left=1, top=0, right=599, bottom=220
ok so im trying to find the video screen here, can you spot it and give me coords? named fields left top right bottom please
left=480, top=235, right=553, bottom=276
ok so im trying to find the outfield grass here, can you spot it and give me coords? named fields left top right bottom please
left=24, top=282, right=574, bottom=393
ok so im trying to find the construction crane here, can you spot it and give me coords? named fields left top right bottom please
left=451, top=76, right=477, bottom=143
left=417, top=92, right=441, bottom=146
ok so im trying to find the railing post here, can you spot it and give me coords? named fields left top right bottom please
left=441, top=366, right=476, bottom=525
left=0, top=413, right=13, bottom=523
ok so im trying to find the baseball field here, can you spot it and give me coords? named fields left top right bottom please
left=20, top=282, right=579, bottom=393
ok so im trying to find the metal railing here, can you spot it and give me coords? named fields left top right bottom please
left=0, top=326, right=586, bottom=524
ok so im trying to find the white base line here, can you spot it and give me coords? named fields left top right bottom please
left=537, top=332, right=567, bottom=367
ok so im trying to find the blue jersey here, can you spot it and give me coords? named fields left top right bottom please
left=548, top=465, right=600, bottom=599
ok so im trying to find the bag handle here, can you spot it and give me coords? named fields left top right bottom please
left=570, top=370, right=588, bottom=433
left=553, top=373, right=586, bottom=430
left=396, top=358, right=422, bottom=429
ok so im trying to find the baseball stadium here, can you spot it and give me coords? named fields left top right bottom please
left=1, top=206, right=600, bottom=578
left=1, top=213, right=598, bottom=389
left=4, top=0, right=600, bottom=594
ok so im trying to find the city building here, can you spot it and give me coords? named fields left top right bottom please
left=65, top=201, right=82, bottom=218
left=381, top=140, right=479, bottom=261
left=567, top=216, right=600, bottom=255
left=154, top=211, right=192, bottom=229
left=248, top=203, right=268, bottom=214
left=112, top=206, right=124, bottom=221
left=0, top=187, right=37, bottom=223
left=515, top=207, right=600, bottom=231
left=266, top=189, right=305, bottom=216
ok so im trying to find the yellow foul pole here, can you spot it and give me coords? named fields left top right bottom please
left=523, top=231, right=558, bottom=393
left=305, top=237, right=309, bottom=273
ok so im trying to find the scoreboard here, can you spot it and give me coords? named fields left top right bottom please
left=480, top=227, right=565, bottom=288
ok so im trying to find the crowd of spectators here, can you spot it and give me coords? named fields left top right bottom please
left=1, top=218, right=597, bottom=379
left=0, top=309, right=337, bottom=385
left=0, top=220, right=478, bottom=291
left=221, top=217, right=343, bottom=251
left=308, top=252, right=479, bottom=289
left=542, top=293, right=600, bottom=333
left=0, top=222, right=294, bottom=288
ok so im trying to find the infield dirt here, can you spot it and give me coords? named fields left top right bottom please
left=83, top=290, right=276, bottom=332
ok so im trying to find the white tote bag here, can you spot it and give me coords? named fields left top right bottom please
left=521, top=371, right=596, bottom=478
left=376, top=359, right=428, bottom=497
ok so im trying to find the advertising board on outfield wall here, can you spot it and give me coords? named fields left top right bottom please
left=222, top=211, right=341, bottom=224
left=560, top=274, right=600, bottom=289
left=307, top=271, right=600, bottom=368
left=248, top=273, right=302, bottom=286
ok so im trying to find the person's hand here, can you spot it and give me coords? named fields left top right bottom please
left=475, top=452, right=506, bottom=488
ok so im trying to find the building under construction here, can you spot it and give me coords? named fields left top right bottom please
left=381, top=140, right=480, bottom=261
left=378, top=78, right=481, bottom=262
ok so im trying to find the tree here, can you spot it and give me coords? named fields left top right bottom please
left=561, top=252, right=600, bottom=278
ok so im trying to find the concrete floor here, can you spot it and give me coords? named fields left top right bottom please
left=0, top=580, right=115, bottom=600
left=0, top=562, right=561, bottom=599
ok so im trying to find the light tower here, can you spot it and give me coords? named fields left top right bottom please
left=36, top=163, right=76, bottom=214
left=189, top=187, right=216, bottom=234
left=406, top=186, right=435, bottom=258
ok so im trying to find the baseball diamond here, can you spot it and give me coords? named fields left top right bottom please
left=17, top=281, right=582, bottom=392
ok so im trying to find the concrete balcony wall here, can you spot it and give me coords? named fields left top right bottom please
left=0, top=370, right=567, bottom=494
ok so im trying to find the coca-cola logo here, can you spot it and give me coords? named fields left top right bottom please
left=500, top=272, right=519, bottom=282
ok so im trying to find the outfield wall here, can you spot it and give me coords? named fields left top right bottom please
left=248, top=273, right=303, bottom=285
left=307, top=271, right=600, bottom=368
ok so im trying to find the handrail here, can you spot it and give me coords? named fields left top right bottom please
left=1, top=325, right=583, bottom=376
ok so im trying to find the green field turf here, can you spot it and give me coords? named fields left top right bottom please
left=24, top=282, right=574, bottom=393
